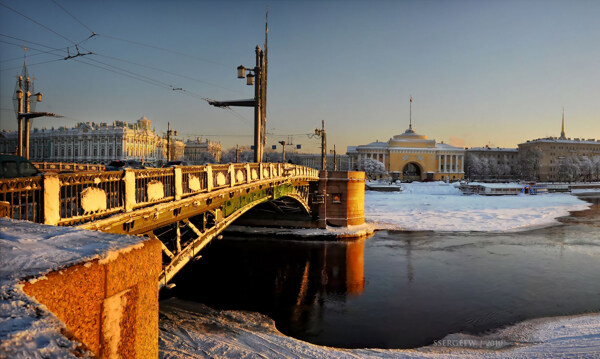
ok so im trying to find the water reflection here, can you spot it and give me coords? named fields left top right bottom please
left=169, top=237, right=366, bottom=341
left=166, top=196, right=600, bottom=349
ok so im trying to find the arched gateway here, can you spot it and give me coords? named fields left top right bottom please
left=402, top=162, right=422, bottom=181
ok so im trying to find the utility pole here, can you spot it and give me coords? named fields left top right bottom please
left=235, top=144, right=240, bottom=163
left=315, top=120, right=326, bottom=170
left=165, top=122, right=177, bottom=162
left=209, top=13, right=269, bottom=164
left=279, top=140, right=286, bottom=163
left=14, top=53, right=55, bottom=159
left=330, top=144, right=337, bottom=171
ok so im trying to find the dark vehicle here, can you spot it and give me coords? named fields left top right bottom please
left=105, top=160, right=146, bottom=171
left=0, top=155, right=41, bottom=178
left=162, top=160, right=189, bottom=167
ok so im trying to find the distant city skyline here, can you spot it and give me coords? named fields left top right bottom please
left=1, top=0, right=599, bottom=153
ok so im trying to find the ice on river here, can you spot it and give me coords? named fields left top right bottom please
left=365, top=182, right=591, bottom=232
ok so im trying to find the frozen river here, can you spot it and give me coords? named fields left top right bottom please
left=163, top=193, right=600, bottom=350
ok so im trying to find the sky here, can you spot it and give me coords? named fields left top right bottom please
left=1, top=0, right=599, bottom=153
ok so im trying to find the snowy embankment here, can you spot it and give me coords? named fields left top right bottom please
left=0, top=218, right=145, bottom=358
left=159, top=298, right=600, bottom=359
left=365, top=182, right=591, bottom=232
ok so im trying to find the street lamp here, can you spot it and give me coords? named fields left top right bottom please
left=237, top=65, right=246, bottom=79
left=209, top=46, right=266, bottom=163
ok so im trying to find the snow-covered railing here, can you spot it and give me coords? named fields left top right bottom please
left=0, top=163, right=320, bottom=226
left=32, top=162, right=105, bottom=172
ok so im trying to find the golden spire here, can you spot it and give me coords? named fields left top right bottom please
left=560, top=107, right=566, bottom=139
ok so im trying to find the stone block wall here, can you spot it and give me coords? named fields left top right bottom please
left=23, top=238, right=162, bottom=358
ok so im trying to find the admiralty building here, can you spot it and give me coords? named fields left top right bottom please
left=347, top=122, right=465, bottom=181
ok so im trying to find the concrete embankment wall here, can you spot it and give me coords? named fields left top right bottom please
left=23, top=238, right=161, bottom=358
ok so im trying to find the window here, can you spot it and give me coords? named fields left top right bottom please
left=332, top=193, right=342, bottom=204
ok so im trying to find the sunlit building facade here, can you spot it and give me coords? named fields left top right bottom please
left=0, top=116, right=185, bottom=164
left=347, top=123, right=465, bottom=181
left=184, top=137, right=223, bottom=164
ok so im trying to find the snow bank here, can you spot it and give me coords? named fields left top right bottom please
left=0, top=218, right=145, bottom=358
left=365, top=187, right=591, bottom=232
left=159, top=298, right=600, bottom=358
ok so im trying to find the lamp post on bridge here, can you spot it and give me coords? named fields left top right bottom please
left=330, top=144, right=337, bottom=171
left=279, top=140, right=286, bottom=163
left=315, top=120, right=326, bottom=170
left=14, top=54, right=56, bottom=159
left=209, top=46, right=266, bottom=163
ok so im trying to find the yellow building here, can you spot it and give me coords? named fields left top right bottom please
left=347, top=124, right=465, bottom=181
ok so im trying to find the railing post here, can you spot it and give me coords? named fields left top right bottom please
left=259, top=163, right=264, bottom=180
left=246, top=163, right=251, bottom=183
left=43, top=173, right=60, bottom=225
left=205, top=165, right=213, bottom=192
left=123, top=169, right=136, bottom=212
left=174, top=167, right=182, bottom=200
left=229, top=163, right=235, bottom=187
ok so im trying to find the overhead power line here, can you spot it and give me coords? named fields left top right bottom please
left=0, top=2, right=77, bottom=45
left=96, top=33, right=227, bottom=68
left=50, top=0, right=95, bottom=34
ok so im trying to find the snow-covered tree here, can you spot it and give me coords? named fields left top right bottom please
left=592, top=156, right=600, bottom=181
left=359, top=158, right=387, bottom=179
left=517, top=148, right=543, bottom=180
left=220, top=147, right=254, bottom=163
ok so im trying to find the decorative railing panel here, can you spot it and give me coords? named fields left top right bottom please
left=57, top=171, right=124, bottom=224
left=134, top=168, right=174, bottom=207
left=0, top=177, right=42, bottom=222
left=33, top=162, right=105, bottom=172
left=181, top=166, right=208, bottom=197
left=210, top=164, right=231, bottom=189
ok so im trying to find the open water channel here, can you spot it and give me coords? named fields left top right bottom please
left=164, top=195, right=600, bottom=349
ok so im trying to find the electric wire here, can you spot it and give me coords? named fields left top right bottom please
left=0, top=34, right=66, bottom=52
left=49, top=0, right=95, bottom=34
left=91, top=52, right=244, bottom=95
left=0, top=2, right=77, bottom=45
left=0, top=58, right=64, bottom=72
left=96, top=33, right=226, bottom=68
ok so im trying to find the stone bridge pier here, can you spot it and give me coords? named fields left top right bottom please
left=234, top=170, right=366, bottom=230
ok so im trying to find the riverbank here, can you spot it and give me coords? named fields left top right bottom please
left=159, top=298, right=600, bottom=358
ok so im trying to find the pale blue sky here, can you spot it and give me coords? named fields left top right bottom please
left=1, top=0, right=599, bottom=152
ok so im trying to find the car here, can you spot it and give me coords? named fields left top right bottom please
left=105, top=160, right=146, bottom=171
left=162, top=161, right=189, bottom=167
left=0, top=155, right=42, bottom=179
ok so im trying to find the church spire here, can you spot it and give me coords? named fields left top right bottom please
left=560, top=107, right=566, bottom=139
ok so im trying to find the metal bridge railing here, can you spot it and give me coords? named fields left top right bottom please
left=0, top=163, right=320, bottom=226
left=33, top=162, right=105, bottom=172
left=0, top=176, right=43, bottom=222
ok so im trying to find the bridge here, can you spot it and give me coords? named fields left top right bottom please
left=0, top=163, right=351, bottom=285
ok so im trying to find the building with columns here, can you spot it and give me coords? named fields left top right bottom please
left=347, top=123, right=465, bottom=181
left=0, top=116, right=185, bottom=164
